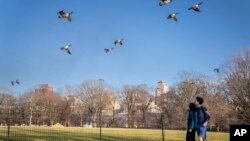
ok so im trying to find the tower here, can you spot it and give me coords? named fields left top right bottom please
left=155, top=80, right=169, bottom=97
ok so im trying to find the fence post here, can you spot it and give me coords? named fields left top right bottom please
left=7, top=106, right=11, bottom=141
left=99, top=111, right=102, bottom=141
left=98, top=78, right=104, bottom=141
left=7, top=121, right=10, bottom=141
left=161, top=114, right=165, bottom=141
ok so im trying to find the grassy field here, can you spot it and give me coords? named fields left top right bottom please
left=0, top=126, right=229, bottom=141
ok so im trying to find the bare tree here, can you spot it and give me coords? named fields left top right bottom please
left=136, top=85, right=153, bottom=128
left=120, top=85, right=139, bottom=128
left=202, top=81, right=231, bottom=131
left=78, top=80, right=107, bottom=127
left=58, top=95, right=76, bottom=126
left=104, top=91, right=120, bottom=127
left=0, top=89, right=16, bottom=125
left=120, top=85, right=153, bottom=128
left=43, top=91, right=62, bottom=126
left=19, top=86, right=62, bottom=126
left=224, top=48, right=250, bottom=124
left=19, top=91, right=36, bottom=125
left=172, top=72, right=207, bottom=129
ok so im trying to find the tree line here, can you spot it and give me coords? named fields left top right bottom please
left=0, top=48, right=250, bottom=131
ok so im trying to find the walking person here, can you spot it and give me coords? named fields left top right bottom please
left=195, top=97, right=211, bottom=141
left=186, top=103, right=197, bottom=141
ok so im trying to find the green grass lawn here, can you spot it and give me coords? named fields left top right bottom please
left=0, top=126, right=229, bottom=141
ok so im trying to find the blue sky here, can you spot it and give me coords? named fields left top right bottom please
left=0, top=0, right=250, bottom=94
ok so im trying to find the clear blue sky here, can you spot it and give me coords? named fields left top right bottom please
left=0, top=0, right=250, bottom=93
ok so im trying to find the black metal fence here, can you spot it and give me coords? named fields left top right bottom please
left=0, top=107, right=228, bottom=141
left=0, top=125, right=167, bottom=141
left=0, top=105, right=168, bottom=141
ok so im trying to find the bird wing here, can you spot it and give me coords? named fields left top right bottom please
left=67, top=49, right=71, bottom=55
left=67, top=16, right=72, bottom=22
left=159, top=2, right=164, bottom=6
left=198, top=2, right=203, bottom=5
left=214, top=69, right=219, bottom=72
left=173, top=16, right=178, bottom=22
left=58, top=10, right=65, bottom=15
left=16, top=80, right=20, bottom=84
left=188, top=7, right=193, bottom=10
left=98, top=79, right=104, bottom=82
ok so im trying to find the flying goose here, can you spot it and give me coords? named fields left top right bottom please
left=213, top=68, right=219, bottom=73
left=188, top=2, right=203, bottom=12
left=98, top=79, right=105, bottom=82
left=58, top=10, right=73, bottom=22
left=11, top=80, right=20, bottom=86
left=167, top=13, right=178, bottom=22
left=104, top=48, right=114, bottom=53
left=114, top=39, right=124, bottom=46
left=159, top=0, right=172, bottom=6
left=61, top=45, right=72, bottom=55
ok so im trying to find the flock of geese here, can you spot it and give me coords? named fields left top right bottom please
left=9, top=1, right=219, bottom=87
left=57, top=10, right=124, bottom=55
left=160, top=0, right=204, bottom=22
left=159, top=1, right=220, bottom=73
left=9, top=8, right=125, bottom=86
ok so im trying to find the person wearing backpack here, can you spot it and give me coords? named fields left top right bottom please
left=186, top=103, right=198, bottom=141
left=195, top=97, right=211, bottom=141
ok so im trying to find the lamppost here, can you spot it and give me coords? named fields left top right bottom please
left=98, top=79, right=104, bottom=141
